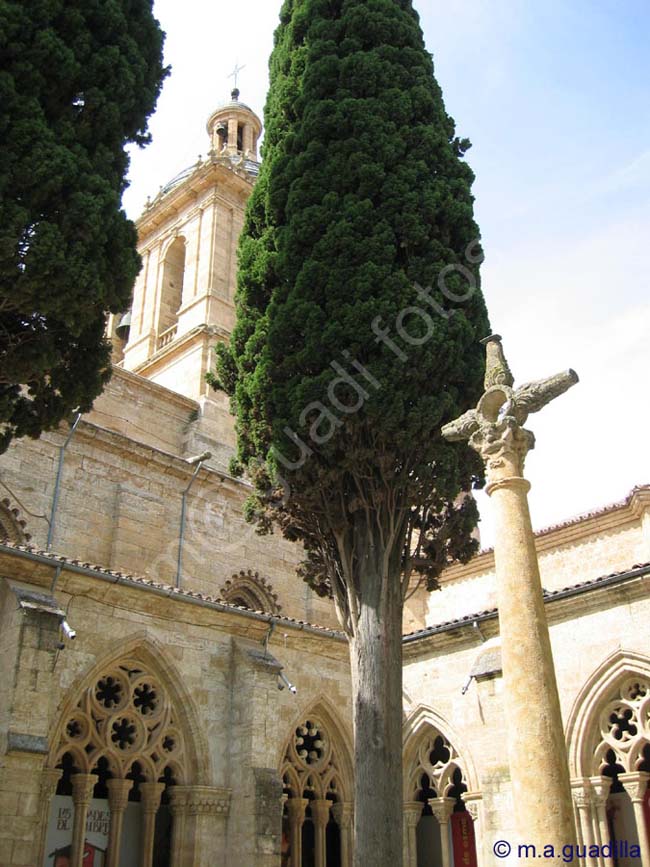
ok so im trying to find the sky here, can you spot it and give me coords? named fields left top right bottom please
left=123, top=0, right=650, bottom=548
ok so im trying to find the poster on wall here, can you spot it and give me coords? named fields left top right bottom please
left=43, top=795, right=141, bottom=867
left=451, top=811, right=478, bottom=867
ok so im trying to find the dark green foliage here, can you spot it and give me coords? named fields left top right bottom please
left=214, top=0, right=490, bottom=628
left=0, top=0, right=168, bottom=451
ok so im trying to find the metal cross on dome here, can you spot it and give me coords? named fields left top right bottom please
left=228, top=62, right=246, bottom=90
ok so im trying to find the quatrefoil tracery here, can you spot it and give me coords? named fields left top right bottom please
left=592, top=677, right=650, bottom=775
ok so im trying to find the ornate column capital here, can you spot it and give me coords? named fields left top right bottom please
left=106, top=778, right=133, bottom=812
left=428, top=797, right=456, bottom=825
left=287, top=797, right=309, bottom=824
left=461, top=791, right=482, bottom=822
left=588, top=775, right=612, bottom=807
left=40, top=767, right=63, bottom=800
left=140, top=782, right=165, bottom=814
left=442, top=335, right=578, bottom=486
left=403, top=801, right=424, bottom=828
left=311, top=799, right=332, bottom=828
left=570, top=778, right=593, bottom=809
left=71, top=773, right=96, bottom=807
left=618, top=771, right=650, bottom=802
left=332, top=801, right=354, bottom=829
left=169, top=784, right=231, bottom=816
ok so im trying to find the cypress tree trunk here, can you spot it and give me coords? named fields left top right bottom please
left=349, top=567, right=404, bottom=867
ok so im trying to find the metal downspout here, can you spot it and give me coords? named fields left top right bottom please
left=46, top=413, right=81, bottom=550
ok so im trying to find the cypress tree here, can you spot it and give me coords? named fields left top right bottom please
left=0, top=0, right=168, bottom=452
left=214, top=1, right=490, bottom=862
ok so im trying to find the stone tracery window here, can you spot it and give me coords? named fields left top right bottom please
left=45, top=659, right=185, bottom=867
left=404, top=727, right=477, bottom=867
left=572, top=672, right=650, bottom=867
left=220, top=568, right=281, bottom=614
left=281, top=716, right=349, bottom=867
left=593, top=676, right=650, bottom=774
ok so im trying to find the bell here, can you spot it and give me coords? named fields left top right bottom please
left=115, top=311, right=131, bottom=342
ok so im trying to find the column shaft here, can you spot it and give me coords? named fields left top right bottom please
left=332, top=802, right=353, bottom=867
left=631, top=800, right=650, bottom=867
left=620, top=773, right=650, bottom=867
left=490, top=479, right=576, bottom=862
left=589, top=777, right=613, bottom=867
left=312, top=800, right=331, bottom=867
left=71, top=774, right=97, bottom=867
left=403, top=802, right=422, bottom=867
left=287, top=798, right=308, bottom=867
left=106, top=778, right=133, bottom=867
left=429, top=798, right=455, bottom=867
left=140, top=782, right=165, bottom=867
left=37, top=768, right=62, bottom=867
left=461, top=794, right=483, bottom=867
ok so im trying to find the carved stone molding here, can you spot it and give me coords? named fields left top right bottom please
left=170, top=785, right=231, bottom=816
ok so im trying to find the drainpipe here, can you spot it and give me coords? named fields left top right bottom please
left=47, top=413, right=81, bottom=550
left=175, top=452, right=211, bottom=588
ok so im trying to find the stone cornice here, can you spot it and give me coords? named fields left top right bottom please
left=136, top=159, right=252, bottom=240
left=440, top=485, right=649, bottom=585
left=105, top=365, right=199, bottom=413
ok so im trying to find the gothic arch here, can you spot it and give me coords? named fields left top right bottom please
left=47, top=634, right=210, bottom=785
left=278, top=695, right=354, bottom=800
left=566, top=649, right=650, bottom=778
left=403, top=705, right=480, bottom=798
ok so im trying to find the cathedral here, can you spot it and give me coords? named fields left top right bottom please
left=0, top=90, right=649, bottom=867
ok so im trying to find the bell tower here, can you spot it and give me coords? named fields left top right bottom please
left=207, top=88, right=262, bottom=159
left=108, top=92, right=263, bottom=466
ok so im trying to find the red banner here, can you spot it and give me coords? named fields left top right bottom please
left=451, top=811, right=478, bottom=867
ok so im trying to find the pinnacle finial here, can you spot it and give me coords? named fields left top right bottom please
left=481, top=334, right=514, bottom=389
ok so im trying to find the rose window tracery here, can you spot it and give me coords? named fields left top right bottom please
left=593, top=676, right=650, bottom=774
left=55, top=660, right=185, bottom=782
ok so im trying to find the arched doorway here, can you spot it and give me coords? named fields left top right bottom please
left=42, top=655, right=192, bottom=867
left=404, top=725, right=479, bottom=867
left=280, top=709, right=352, bottom=867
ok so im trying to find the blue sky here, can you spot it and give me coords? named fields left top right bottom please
left=123, top=1, right=650, bottom=546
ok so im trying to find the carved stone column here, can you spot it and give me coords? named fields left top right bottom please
left=37, top=768, right=63, bottom=867
left=589, top=777, right=613, bottom=867
left=402, top=802, right=423, bottom=867
left=140, top=782, right=165, bottom=867
left=106, top=778, right=133, bottom=867
left=169, top=787, right=190, bottom=867
left=287, top=798, right=309, bottom=867
left=443, top=335, right=579, bottom=866
left=429, top=798, right=456, bottom=867
left=619, top=772, right=650, bottom=867
left=71, top=773, right=96, bottom=867
left=462, top=792, right=484, bottom=867
left=571, top=781, right=598, bottom=867
left=181, top=786, right=231, bottom=867
left=312, top=799, right=331, bottom=867
left=332, top=802, right=354, bottom=867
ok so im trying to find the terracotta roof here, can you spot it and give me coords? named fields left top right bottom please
left=404, top=561, right=650, bottom=643
left=0, top=541, right=345, bottom=639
